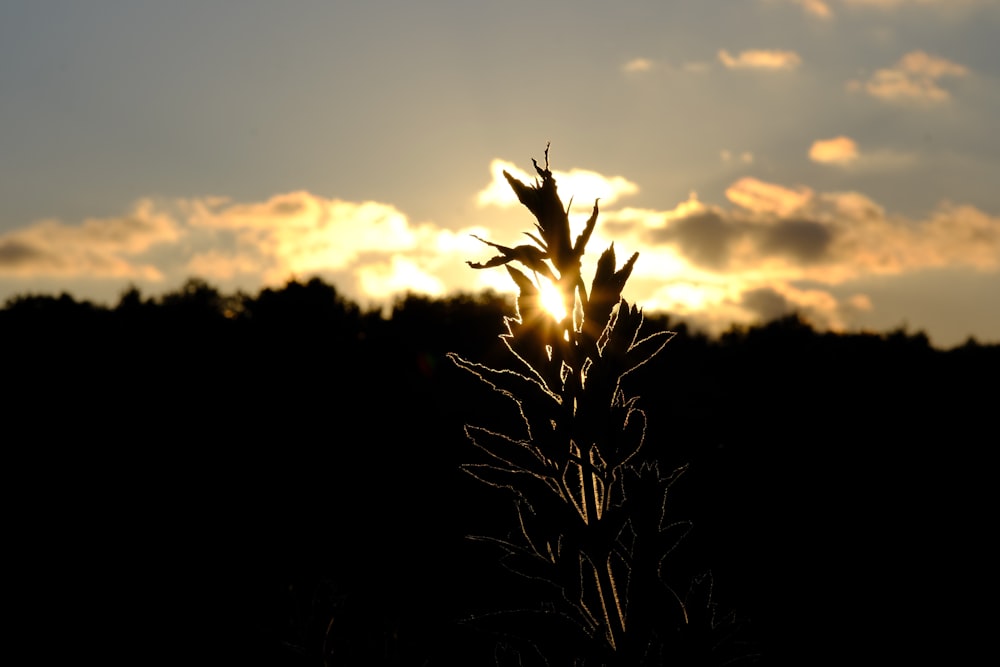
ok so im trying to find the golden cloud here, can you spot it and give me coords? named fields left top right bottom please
left=185, top=192, right=418, bottom=279
left=604, top=175, right=1000, bottom=289
left=800, top=0, right=833, bottom=17
left=850, top=50, right=969, bottom=103
left=622, top=57, right=654, bottom=73
left=185, top=250, right=265, bottom=281
left=477, top=159, right=639, bottom=208
left=0, top=190, right=509, bottom=308
left=809, top=136, right=860, bottom=165
left=725, top=178, right=814, bottom=216
left=0, top=199, right=182, bottom=279
left=358, top=256, right=446, bottom=299
left=718, top=49, right=802, bottom=70
left=597, top=175, right=998, bottom=337
left=3, top=161, right=996, bottom=341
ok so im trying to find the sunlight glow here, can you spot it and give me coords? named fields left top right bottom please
left=539, top=278, right=568, bottom=322
left=477, top=159, right=639, bottom=209
left=358, top=256, right=444, bottom=298
left=659, top=283, right=715, bottom=311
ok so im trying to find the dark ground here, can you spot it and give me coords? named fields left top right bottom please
left=4, top=279, right=996, bottom=664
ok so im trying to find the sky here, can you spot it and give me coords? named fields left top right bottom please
left=2, top=0, right=999, bottom=347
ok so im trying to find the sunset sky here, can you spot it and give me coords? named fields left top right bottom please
left=2, top=0, right=998, bottom=346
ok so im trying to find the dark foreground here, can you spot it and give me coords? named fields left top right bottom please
left=4, top=279, right=996, bottom=665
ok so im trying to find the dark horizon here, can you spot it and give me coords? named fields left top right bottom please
left=5, top=274, right=996, bottom=664
left=4, top=274, right=997, bottom=351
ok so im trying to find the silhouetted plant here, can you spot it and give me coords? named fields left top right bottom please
left=449, top=147, right=722, bottom=665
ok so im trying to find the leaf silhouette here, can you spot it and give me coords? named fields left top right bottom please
left=448, top=148, right=717, bottom=664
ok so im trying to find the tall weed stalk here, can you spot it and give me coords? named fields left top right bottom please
left=449, top=148, right=733, bottom=665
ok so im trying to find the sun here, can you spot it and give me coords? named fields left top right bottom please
left=539, top=278, right=568, bottom=322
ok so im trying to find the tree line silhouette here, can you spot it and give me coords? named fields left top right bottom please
left=3, top=276, right=995, bottom=664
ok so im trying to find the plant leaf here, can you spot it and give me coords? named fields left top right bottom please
left=466, top=425, right=553, bottom=477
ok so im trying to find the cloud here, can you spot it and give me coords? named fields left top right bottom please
left=799, top=0, right=834, bottom=17
left=738, top=285, right=842, bottom=323
left=620, top=58, right=714, bottom=75
left=640, top=211, right=834, bottom=271
left=477, top=158, right=639, bottom=209
left=605, top=177, right=1000, bottom=283
left=918, top=203, right=1000, bottom=271
left=185, top=192, right=419, bottom=279
left=809, top=136, right=860, bottom=165
left=646, top=211, right=738, bottom=270
left=725, top=178, right=813, bottom=216
left=739, top=286, right=798, bottom=321
left=2, top=162, right=997, bottom=342
left=735, top=284, right=872, bottom=330
left=185, top=250, right=264, bottom=281
left=622, top=57, right=655, bottom=73
left=718, top=49, right=802, bottom=71
left=592, top=176, right=999, bottom=337
left=0, top=199, right=182, bottom=279
left=358, top=255, right=446, bottom=299
left=810, top=137, right=917, bottom=171
left=181, top=192, right=508, bottom=298
left=848, top=50, right=969, bottom=103
left=0, top=191, right=506, bottom=309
